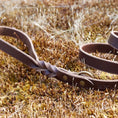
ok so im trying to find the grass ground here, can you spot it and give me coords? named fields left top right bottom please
left=0, top=0, right=118, bottom=117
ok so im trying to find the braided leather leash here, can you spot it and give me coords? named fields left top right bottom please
left=0, top=26, right=118, bottom=90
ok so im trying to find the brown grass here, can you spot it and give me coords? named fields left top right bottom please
left=0, top=0, right=118, bottom=117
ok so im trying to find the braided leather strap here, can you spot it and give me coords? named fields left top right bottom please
left=0, top=26, right=118, bottom=90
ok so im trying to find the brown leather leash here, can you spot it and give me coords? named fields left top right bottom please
left=0, top=26, right=118, bottom=90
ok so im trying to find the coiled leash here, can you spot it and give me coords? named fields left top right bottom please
left=0, top=26, right=118, bottom=90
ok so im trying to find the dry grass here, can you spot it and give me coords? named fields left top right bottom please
left=0, top=0, right=118, bottom=117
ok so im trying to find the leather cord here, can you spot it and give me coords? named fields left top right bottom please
left=0, top=26, right=118, bottom=90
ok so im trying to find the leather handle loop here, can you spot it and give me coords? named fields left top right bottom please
left=0, top=26, right=38, bottom=61
left=0, top=26, right=58, bottom=77
left=79, top=31, right=118, bottom=90
left=79, top=31, right=118, bottom=75
left=0, top=26, right=40, bottom=68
